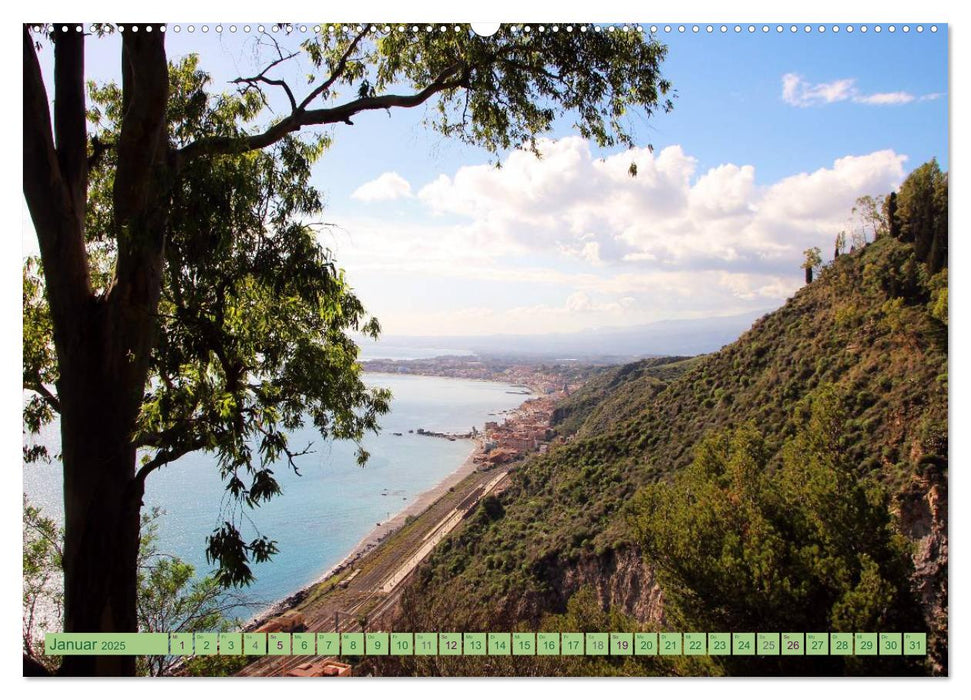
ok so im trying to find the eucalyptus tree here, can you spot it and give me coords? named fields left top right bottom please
left=23, top=22, right=672, bottom=674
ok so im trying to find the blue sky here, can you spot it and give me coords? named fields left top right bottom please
left=25, top=23, right=949, bottom=337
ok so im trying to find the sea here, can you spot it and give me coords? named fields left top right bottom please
left=22, top=370, right=527, bottom=620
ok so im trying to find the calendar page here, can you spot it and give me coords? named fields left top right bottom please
left=21, top=10, right=949, bottom=683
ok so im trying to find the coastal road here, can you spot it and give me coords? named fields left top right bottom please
left=239, top=467, right=511, bottom=677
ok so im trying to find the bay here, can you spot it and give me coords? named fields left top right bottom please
left=22, top=372, right=528, bottom=619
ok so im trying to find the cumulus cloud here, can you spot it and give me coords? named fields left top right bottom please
left=781, top=73, right=943, bottom=107
left=415, top=136, right=906, bottom=274
left=351, top=171, right=413, bottom=201
left=331, top=138, right=908, bottom=335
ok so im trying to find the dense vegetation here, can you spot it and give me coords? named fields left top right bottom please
left=366, top=161, right=948, bottom=677
left=550, top=356, right=697, bottom=438
left=630, top=390, right=922, bottom=675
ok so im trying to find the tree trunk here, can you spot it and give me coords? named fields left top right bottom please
left=24, top=25, right=170, bottom=675
left=56, top=303, right=148, bottom=676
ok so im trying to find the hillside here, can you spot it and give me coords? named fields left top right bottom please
left=363, top=235, right=947, bottom=677
left=549, top=355, right=699, bottom=438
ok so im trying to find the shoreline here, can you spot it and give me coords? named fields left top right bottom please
left=245, top=373, right=548, bottom=632
left=245, top=435, right=488, bottom=629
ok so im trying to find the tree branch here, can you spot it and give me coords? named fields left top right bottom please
left=25, top=373, right=61, bottom=414
left=231, top=51, right=299, bottom=112
left=87, top=135, right=111, bottom=171
left=22, top=25, right=93, bottom=329
left=297, top=24, right=372, bottom=111
left=177, top=60, right=466, bottom=165
left=113, top=24, right=169, bottom=229
left=253, top=419, right=313, bottom=475
left=22, top=27, right=61, bottom=224
left=133, top=437, right=208, bottom=487
left=53, top=26, right=88, bottom=215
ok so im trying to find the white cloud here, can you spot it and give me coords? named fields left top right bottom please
left=758, top=151, right=906, bottom=224
left=781, top=73, right=939, bottom=107
left=414, top=137, right=906, bottom=273
left=783, top=73, right=856, bottom=106
left=330, top=138, right=908, bottom=335
left=350, top=171, right=413, bottom=201
left=854, top=91, right=915, bottom=105
left=565, top=291, right=634, bottom=314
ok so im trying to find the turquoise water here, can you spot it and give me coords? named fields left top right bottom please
left=22, top=373, right=527, bottom=618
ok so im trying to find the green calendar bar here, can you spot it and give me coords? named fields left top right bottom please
left=244, top=633, right=266, bottom=656
left=806, top=633, right=829, bottom=655
left=488, top=632, right=511, bottom=655
left=513, top=632, right=535, bottom=655
left=635, top=632, right=658, bottom=655
left=194, top=633, right=218, bottom=656
left=585, top=632, right=608, bottom=655
left=291, top=632, right=315, bottom=655
left=708, top=633, right=730, bottom=656
left=415, top=632, right=438, bottom=655
left=660, top=632, right=682, bottom=656
left=880, top=633, right=902, bottom=655
left=904, top=633, right=926, bottom=656
left=316, top=633, right=339, bottom=656
left=733, top=632, right=755, bottom=655
left=610, top=632, right=633, bottom=656
left=782, top=633, right=804, bottom=656
left=42, top=631, right=931, bottom=657
left=684, top=632, right=706, bottom=656
left=170, top=632, right=193, bottom=655
left=366, top=633, right=389, bottom=655
left=44, top=633, right=169, bottom=656
left=855, top=633, right=878, bottom=656
left=758, top=632, right=780, bottom=655
left=831, top=633, right=853, bottom=655
left=219, top=632, right=242, bottom=655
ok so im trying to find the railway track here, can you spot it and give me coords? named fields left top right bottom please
left=239, top=469, right=510, bottom=676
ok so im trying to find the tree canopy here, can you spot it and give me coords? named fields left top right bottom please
left=892, top=158, right=948, bottom=274
left=174, top=23, right=673, bottom=160
left=802, top=246, right=822, bottom=283
left=25, top=53, right=393, bottom=586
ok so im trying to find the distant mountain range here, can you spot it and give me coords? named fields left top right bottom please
left=368, top=310, right=773, bottom=361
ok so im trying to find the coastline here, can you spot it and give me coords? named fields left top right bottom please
left=246, top=435, right=486, bottom=629
left=245, top=374, right=549, bottom=632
